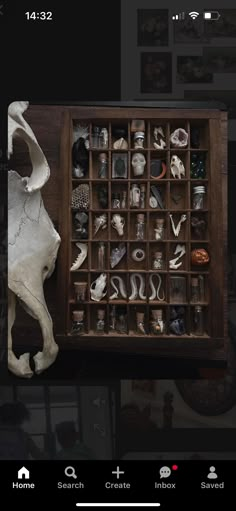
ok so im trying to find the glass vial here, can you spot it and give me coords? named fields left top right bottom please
left=98, top=153, right=108, bottom=179
left=154, top=219, right=165, bottom=241
left=98, top=242, right=106, bottom=270
left=150, top=309, right=165, bottom=335
left=112, top=193, right=120, bottom=209
left=121, top=190, right=127, bottom=209
left=153, top=251, right=164, bottom=270
left=140, top=184, right=146, bottom=209
left=193, top=306, right=204, bottom=336
left=135, top=214, right=145, bottom=240
left=96, top=309, right=105, bottom=334
left=71, top=310, right=85, bottom=335
left=191, top=277, right=200, bottom=303
left=192, top=186, right=206, bottom=210
left=93, top=126, right=100, bottom=148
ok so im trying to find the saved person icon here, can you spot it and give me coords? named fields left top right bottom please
left=207, top=466, right=218, bottom=479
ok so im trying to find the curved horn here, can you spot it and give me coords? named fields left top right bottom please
left=8, top=101, right=50, bottom=192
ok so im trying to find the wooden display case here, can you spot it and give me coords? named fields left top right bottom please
left=57, top=105, right=227, bottom=361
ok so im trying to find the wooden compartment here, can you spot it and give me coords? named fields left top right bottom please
left=58, top=105, right=227, bottom=359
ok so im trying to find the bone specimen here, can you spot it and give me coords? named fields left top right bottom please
left=129, top=273, right=146, bottom=301
left=169, top=244, right=186, bottom=270
left=169, top=214, right=187, bottom=237
left=94, top=213, right=107, bottom=236
left=149, top=274, right=165, bottom=302
left=8, top=101, right=61, bottom=378
left=110, top=276, right=127, bottom=300
left=171, top=155, right=185, bottom=179
left=70, top=243, right=88, bottom=271
left=153, top=127, right=166, bottom=149
left=90, top=273, right=107, bottom=302
left=111, top=214, right=125, bottom=236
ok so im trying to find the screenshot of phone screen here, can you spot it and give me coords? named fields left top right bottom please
left=0, top=1, right=236, bottom=509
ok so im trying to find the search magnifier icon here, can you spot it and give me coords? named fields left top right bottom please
left=65, top=466, right=77, bottom=479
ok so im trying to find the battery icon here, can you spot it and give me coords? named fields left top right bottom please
left=204, top=11, right=221, bottom=20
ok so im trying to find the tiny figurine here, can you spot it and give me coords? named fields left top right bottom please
left=132, top=153, right=146, bottom=176
left=153, top=127, right=166, bottom=150
left=70, top=243, right=88, bottom=271
left=111, top=214, right=125, bottom=236
left=98, top=153, right=108, bottom=179
left=135, top=213, right=145, bottom=240
left=94, top=213, right=108, bottom=236
left=90, top=273, right=107, bottom=302
left=116, top=312, right=128, bottom=334
left=170, top=155, right=185, bottom=179
left=170, top=128, right=188, bottom=148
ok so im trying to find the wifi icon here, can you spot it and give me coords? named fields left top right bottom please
left=189, top=11, right=200, bottom=19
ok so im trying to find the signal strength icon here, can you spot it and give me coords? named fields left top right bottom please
left=172, top=12, right=185, bottom=21
left=189, top=11, right=200, bottom=20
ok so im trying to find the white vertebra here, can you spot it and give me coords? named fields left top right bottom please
left=110, top=276, right=127, bottom=300
left=129, top=273, right=146, bottom=301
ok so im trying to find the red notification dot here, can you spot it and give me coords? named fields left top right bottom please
left=172, top=465, right=178, bottom=471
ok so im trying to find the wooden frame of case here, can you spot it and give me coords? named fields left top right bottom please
left=57, top=105, right=228, bottom=362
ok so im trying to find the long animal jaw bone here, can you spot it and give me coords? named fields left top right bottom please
left=169, top=244, right=186, bottom=270
left=70, top=243, right=88, bottom=271
left=169, top=214, right=187, bottom=237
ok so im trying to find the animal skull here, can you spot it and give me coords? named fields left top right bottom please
left=171, top=155, right=185, bottom=179
left=132, top=153, right=146, bottom=176
left=90, top=273, right=107, bottom=302
left=111, top=214, right=125, bottom=236
left=8, top=101, right=61, bottom=378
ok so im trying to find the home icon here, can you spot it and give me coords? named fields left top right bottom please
left=18, top=467, right=30, bottom=480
